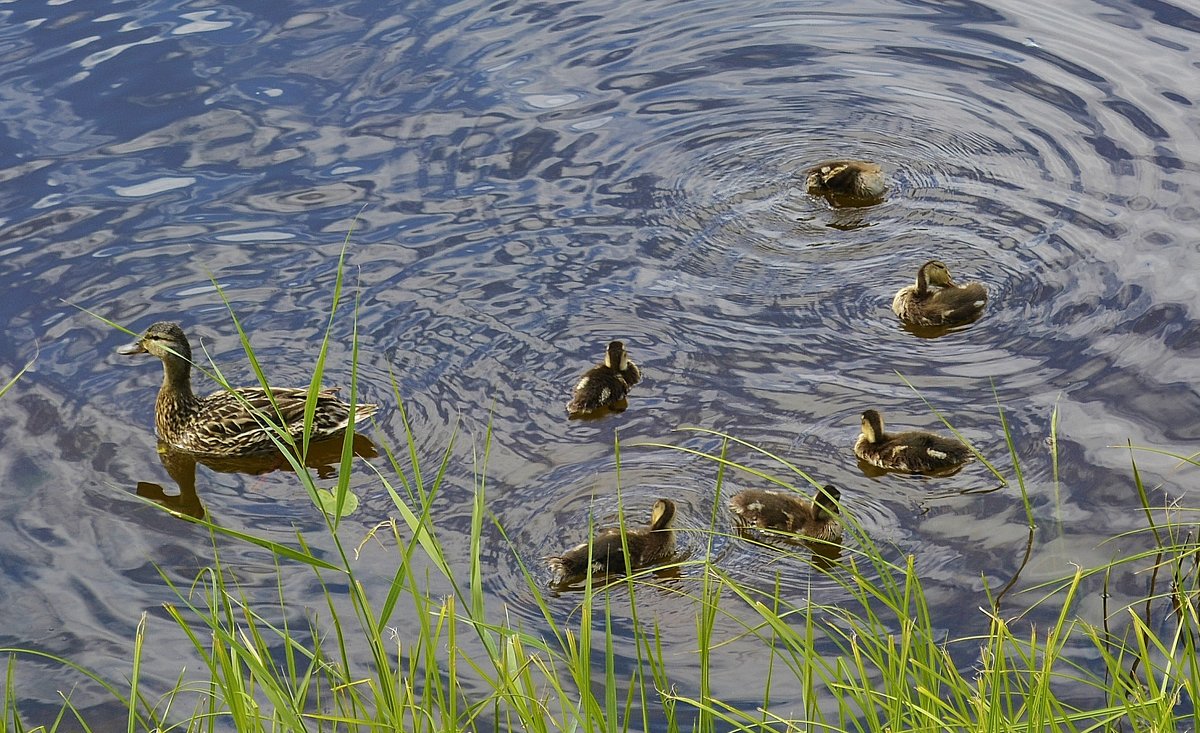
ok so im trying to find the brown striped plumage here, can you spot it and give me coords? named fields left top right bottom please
left=118, top=322, right=378, bottom=457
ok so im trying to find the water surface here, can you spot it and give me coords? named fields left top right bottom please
left=2, top=0, right=1199, bottom=724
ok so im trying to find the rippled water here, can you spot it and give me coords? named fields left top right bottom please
left=3, top=0, right=1199, bottom=723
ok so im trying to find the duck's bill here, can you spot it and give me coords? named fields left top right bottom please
left=117, top=341, right=146, bottom=355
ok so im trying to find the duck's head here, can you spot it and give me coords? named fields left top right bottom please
left=118, top=321, right=192, bottom=362
left=918, top=260, right=955, bottom=288
left=814, top=484, right=841, bottom=519
left=860, top=409, right=885, bottom=443
left=604, top=340, right=630, bottom=371
left=649, top=498, right=675, bottom=530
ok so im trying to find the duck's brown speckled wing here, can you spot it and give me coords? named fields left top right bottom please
left=173, top=387, right=372, bottom=455
left=926, top=285, right=987, bottom=326
left=884, top=430, right=972, bottom=472
left=730, top=491, right=798, bottom=531
left=587, top=530, right=636, bottom=573
left=548, top=528, right=631, bottom=583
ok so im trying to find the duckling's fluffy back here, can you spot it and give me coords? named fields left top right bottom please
left=854, top=426, right=973, bottom=476
left=546, top=500, right=675, bottom=585
left=565, top=343, right=641, bottom=418
left=804, top=160, right=886, bottom=205
left=729, top=487, right=841, bottom=543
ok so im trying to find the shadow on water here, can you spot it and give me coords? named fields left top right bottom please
left=729, top=528, right=844, bottom=570
left=134, top=433, right=378, bottom=520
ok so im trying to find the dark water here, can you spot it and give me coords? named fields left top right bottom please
left=2, top=0, right=1199, bottom=723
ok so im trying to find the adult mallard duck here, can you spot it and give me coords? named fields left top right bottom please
left=118, top=321, right=378, bottom=457
left=565, top=340, right=641, bottom=418
left=729, top=484, right=842, bottom=544
left=546, top=498, right=676, bottom=585
left=804, top=160, right=886, bottom=206
left=854, top=409, right=973, bottom=476
left=892, top=260, right=988, bottom=328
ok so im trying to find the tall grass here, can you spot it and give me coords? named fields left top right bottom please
left=6, top=283, right=1199, bottom=731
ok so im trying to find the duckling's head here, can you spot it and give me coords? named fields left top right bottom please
left=860, top=410, right=885, bottom=444
left=649, top=498, right=675, bottom=530
left=118, top=321, right=192, bottom=362
left=604, top=340, right=630, bottom=371
left=814, top=484, right=841, bottom=520
left=919, top=260, right=955, bottom=288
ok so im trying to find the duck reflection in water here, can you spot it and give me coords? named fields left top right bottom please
left=136, top=433, right=378, bottom=520
left=117, top=321, right=380, bottom=518
left=822, top=208, right=876, bottom=232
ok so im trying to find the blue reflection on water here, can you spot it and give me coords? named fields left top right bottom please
left=1, top=0, right=1198, bottom=723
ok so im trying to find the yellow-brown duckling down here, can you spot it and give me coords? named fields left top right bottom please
left=566, top=340, right=641, bottom=418
left=892, top=260, right=988, bottom=328
left=729, top=484, right=842, bottom=544
left=546, top=498, right=675, bottom=585
left=804, top=160, right=886, bottom=206
left=854, top=409, right=973, bottom=476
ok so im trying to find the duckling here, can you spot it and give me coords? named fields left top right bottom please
left=546, top=498, right=676, bottom=585
left=854, top=409, right=973, bottom=476
left=565, top=340, right=641, bottom=418
left=892, top=260, right=988, bottom=328
left=804, top=160, right=886, bottom=206
left=729, top=484, right=842, bottom=544
left=118, top=321, right=378, bottom=457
